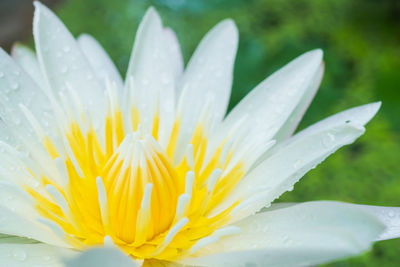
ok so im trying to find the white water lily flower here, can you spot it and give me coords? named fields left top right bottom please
left=0, top=2, right=399, bottom=267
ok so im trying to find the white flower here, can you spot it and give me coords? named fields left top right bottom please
left=0, top=2, right=398, bottom=267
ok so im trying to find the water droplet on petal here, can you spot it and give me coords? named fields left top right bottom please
left=12, top=248, right=27, bottom=261
left=321, top=133, right=335, bottom=148
left=11, top=83, right=19, bottom=90
left=293, top=159, right=303, bottom=169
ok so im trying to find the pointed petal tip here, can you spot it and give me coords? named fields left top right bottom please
left=33, top=1, right=47, bottom=15
left=33, top=0, right=41, bottom=8
left=218, top=18, right=239, bottom=36
left=312, top=48, right=323, bottom=56
left=10, top=42, right=23, bottom=57
left=358, top=101, right=381, bottom=126
left=147, top=5, right=157, bottom=13
left=303, top=48, right=323, bottom=63
left=136, top=6, right=162, bottom=33
left=33, top=1, right=51, bottom=35
left=370, top=101, right=382, bottom=113
left=77, top=33, right=95, bottom=45
left=144, top=6, right=161, bottom=20
left=77, top=33, right=90, bottom=40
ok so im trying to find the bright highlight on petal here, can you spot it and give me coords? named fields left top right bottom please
left=0, top=2, right=396, bottom=267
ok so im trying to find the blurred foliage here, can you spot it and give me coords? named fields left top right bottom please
left=55, top=0, right=400, bottom=265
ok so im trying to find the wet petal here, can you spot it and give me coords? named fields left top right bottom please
left=77, top=34, right=123, bottom=89
left=0, top=243, right=76, bottom=266
left=211, top=102, right=380, bottom=221
left=212, top=50, right=323, bottom=155
left=182, top=201, right=384, bottom=267
left=33, top=2, right=105, bottom=123
left=124, top=7, right=175, bottom=146
left=174, top=19, right=238, bottom=162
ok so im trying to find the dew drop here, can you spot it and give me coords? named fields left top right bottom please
left=0, top=72, right=4, bottom=78
left=321, top=133, right=335, bottom=148
left=388, top=211, right=395, bottom=218
left=282, top=234, right=290, bottom=243
left=12, top=248, right=27, bottom=261
left=11, top=83, right=19, bottom=90
left=63, top=46, right=71, bottom=53
left=293, top=159, right=303, bottom=169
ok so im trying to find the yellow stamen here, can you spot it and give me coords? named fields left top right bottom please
left=27, top=99, right=246, bottom=261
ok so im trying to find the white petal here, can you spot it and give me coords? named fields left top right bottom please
left=0, top=49, right=54, bottom=138
left=124, top=7, right=175, bottom=145
left=0, top=204, right=68, bottom=247
left=174, top=19, right=238, bottom=162
left=0, top=181, right=69, bottom=247
left=77, top=34, right=123, bottom=89
left=0, top=179, right=67, bottom=247
left=359, top=205, right=400, bottom=240
left=0, top=49, right=60, bottom=173
left=11, top=44, right=44, bottom=86
left=181, top=201, right=384, bottom=267
left=210, top=102, right=380, bottom=221
left=163, top=27, right=184, bottom=81
left=64, top=247, right=140, bottom=267
left=0, top=181, right=38, bottom=217
left=213, top=50, right=323, bottom=154
left=274, top=62, right=324, bottom=141
left=33, top=2, right=105, bottom=123
left=0, top=243, right=76, bottom=266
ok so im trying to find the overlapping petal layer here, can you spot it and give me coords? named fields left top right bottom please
left=0, top=2, right=397, bottom=267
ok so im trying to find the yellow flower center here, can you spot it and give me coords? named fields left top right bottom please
left=24, top=89, right=247, bottom=261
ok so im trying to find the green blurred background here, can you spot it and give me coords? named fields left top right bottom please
left=2, top=0, right=400, bottom=266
